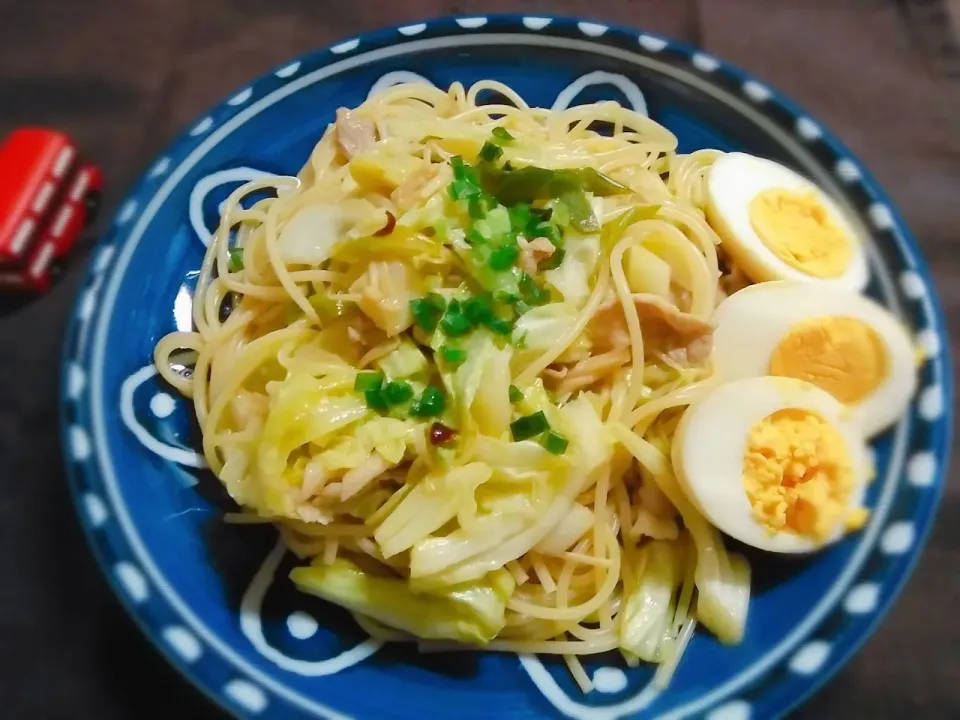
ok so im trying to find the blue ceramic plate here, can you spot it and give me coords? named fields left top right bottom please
left=60, top=15, right=951, bottom=720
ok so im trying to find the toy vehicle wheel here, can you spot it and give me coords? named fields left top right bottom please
left=83, top=190, right=102, bottom=226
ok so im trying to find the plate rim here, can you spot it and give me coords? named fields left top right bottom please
left=59, top=13, right=953, bottom=720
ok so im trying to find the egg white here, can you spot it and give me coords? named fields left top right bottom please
left=713, top=281, right=917, bottom=437
left=672, top=376, right=870, bottom=553
left=707, top=152, right=869, bottom=291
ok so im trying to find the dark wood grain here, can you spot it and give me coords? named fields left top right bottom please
left=0, top=1, right=956, bottom=718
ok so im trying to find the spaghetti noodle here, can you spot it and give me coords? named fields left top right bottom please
left=155, top=81, right=754, bottom=687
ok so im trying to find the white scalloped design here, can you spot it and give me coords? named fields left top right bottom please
left=844, top=583, right=880, bottom=614
left=835, top=158, right=861, bottom=183
left=275, top=61, right=301, bottom=78
left=743, top=80, right=771, bottom=102
left=398, top=23, right=426, bottom=36
left=228, top=88, right=254, bottom=106
left=164, top=625, right=204, bottom=663
left=788, top=641, right=831, bottom=675
left=225, top=679, right=269, bottom=714
left=115, top=562, right=149, bottom=603
left=149, top=157, right=171, bottom=177
left=69, top=425, right=91, bottom=461
left=523, top=17, right=551, bottom=30
left=456, top=17, right=488, bottom=29
left=693, top=53, right=720, bottom=72
left=796, top=116, right=821, bottom=140
left=115, top=199, right=138, bottom=225
left=578, top=22, right=608, bottom=37
left=66, top=363, right=86, bottom=400
left=83, top=492, right=109, bottom=527
left=330, top=39, right=359, bottom=54
left=190, top=117, right=214, bottom=137
left=869, top=203, right=895, bottom=231
left=638, top=34, right=668, bottom=52
left=880, top=522, right=916, bottom=555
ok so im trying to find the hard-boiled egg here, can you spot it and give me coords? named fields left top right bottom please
left=712, top=281, right=917, bottom=437
left=706, top=152, right=869, bottom=291
left=672, top=376, right=870, bottom=553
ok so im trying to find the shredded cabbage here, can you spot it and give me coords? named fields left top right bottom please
left=619, top=539, right=686, bottom=661
left=471, top=343, right=513, bottom=436
left=534, top=502, right=593, bottom=555
left=544, top=233, right=599, bottom=304
left=512, top=303, right=582, bottom=353
left=351, top=261, right=418, bottom=336
left=442, top=331, right=498, bottom=425
left=253, top=373, right=369, bottom=514
left=374, top=462, right=491, bottom=559
left=291, top=558, right=515, bottom=645
left=610, top=423, right=751, bottom=644
left=278, top=205, right=342, bottom=266
left=377, top=340, right=429, bottom=379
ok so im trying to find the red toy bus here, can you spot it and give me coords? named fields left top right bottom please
left=0, top=128, right=103, bottom=291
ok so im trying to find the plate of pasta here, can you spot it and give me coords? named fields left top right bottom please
left=61, top=14, right=950, bottom=720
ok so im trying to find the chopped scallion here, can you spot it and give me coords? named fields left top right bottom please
left=463, top=295, right=494, bottom=325
left=440, top=345, right=467, bottom=366
left=466, top=228, right=487, bottom=246
left=508, top=203, right=533, bottom=234
left=540, top=429, right=569, bottom=455
left=228, top=248, right=244, bottom=272
left=485, top=316, right=514, bottom=335
left=550, top=201, right=571, bottom=227
left=488, top=244, right=518, bottom=271
left=364, top=388, right=389, bottom=412
left=509, top=385, right=524, bottom=403
left=440, top=300, right=472, bottom=336
left=468, top=193, right=496, bottom=219
left=479, top=141, right=503, bottom=162
left=468, top=197, right=484, bottom=219
left=354, top=371, right=384, bottom=393
left=491, top=127, right=514, bottom=144
left=383, top=380, right=414, bottom=405
left=410, top=386, right=446, bottom=417
left=539, top=246, right=565, bottom=271
left=449, top=178, right=476, bottom=201
left=520, top=273, right=550, bottom=306
left=484, top=205, right=512, bottom=237
left=531, top=221, right=562, bottom=244
left=511, top=411, right=549, bottom=441
left=410, top=294, right=446, bottom=332
left=448, top=156, right=481, bottom=201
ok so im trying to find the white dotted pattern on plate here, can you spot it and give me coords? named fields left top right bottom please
left=225, top=679, right=269, bottom=714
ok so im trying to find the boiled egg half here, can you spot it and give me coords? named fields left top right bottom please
left=672, top=376, right=870, bottom=553
left=707, top=152, right=869, bottom=291
left=713, top=281, right=917, bottom=437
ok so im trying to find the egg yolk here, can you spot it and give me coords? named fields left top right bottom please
left=768, top=317, right=888, bottom=404
left=742, top=408, right=855, bottom=540
left=749, top=189, right=852, bottom=278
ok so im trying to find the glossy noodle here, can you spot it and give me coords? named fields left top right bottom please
left=154, top=80, right=767, bottom=689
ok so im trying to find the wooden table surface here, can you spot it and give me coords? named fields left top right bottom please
left=0, top=1, right=957, bottom=717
